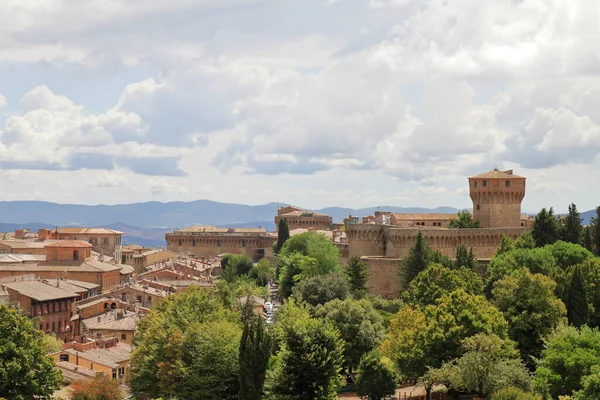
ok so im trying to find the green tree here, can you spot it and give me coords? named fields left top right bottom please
left=315, top=298, right=386, bottom=372
left=345, top=256, right=370, bottom=298
left=130, top=287, right=241, bottom=400
left=448, top=209, right=480, bottom=228
left=584, top=227, right=593, bottom=253
left=591, top=206, right=600, bottom=256
left=278, top=231, right=340, bottom=275
left=249, top=258, right=274, bottom=287
left=292, top=272, right=349, bottom=307
left=70, top=375, right=123, bottom=400
left=355, top=350, right=397, bottom=400
left=532, top=207, right=562, bottom=247
left=514, top=232, right=536, bottom=249
left=0, top=304, right=62, bottom=400
left=497, top=236, right=515, bottom=255
left=428, top=334, right=532, bottom=398
left=566, top=265, right=590, bottom=328
left=455, top=242, right=478, bottom=270
left=535, top=326, right=600, bottom=398
left=381, top=290, right=509, bottom=382
left=274, top=217, right=290, bottom=254
left=277, top=253, right=314, bottom=299
left=239, top=301, right=273, bottom=400
left=399, top=233, right=431, bottom=290
left=267, top=300, right=344, bottom=400
left=563, top=203, right=583, bottom=245
left=402, top=264, right=483, bottom=307
left=42, top=333, right=65, bottom=353
left=574, top=366, right=600, bottom=400
left=491, top=269, right=567, bottom=368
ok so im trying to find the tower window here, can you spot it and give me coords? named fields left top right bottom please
left=483, top=180, right=487, bottom=187
left=474, top=181, right=478, bottom=187
left=505, top=180, right=510, bottom=187
left=476, top=204, right=480, bottom=210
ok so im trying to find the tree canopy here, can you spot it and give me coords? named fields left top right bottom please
left=531, top=207, right=562, bottom=248
left=267, top=300, right=344, bottom=400
left=70, top=375, right=123, bottom=400
left=562, top=203, right=583, bottom=245
left=130, top=287, right=241, bottom=400
left=345, top=255, right=370, bottom=298
left=315, top=298, right=386, bottom=371
left=402, top=264, right=483, bottom=307
left=491, top=269, right=566, bottom=368
left=448, top=210, right=480, bottom=228
left=292, top=272, right=349, bottom=307
left=278, top=231, right=340, bottom=275
left=0, top=304, right=62, bottom=400
left=274, top=217, right=290, bottom=254
left=355, top=350, right=397, bottom=400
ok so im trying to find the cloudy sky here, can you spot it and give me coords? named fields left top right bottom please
left=0, top=0, right=598, bottom=213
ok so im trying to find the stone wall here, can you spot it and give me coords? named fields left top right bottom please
left=361, top=256, right=402, bottom=299
left=347, top=225, right=526, bottom=259
left=166, top=233, right=275, bottom=261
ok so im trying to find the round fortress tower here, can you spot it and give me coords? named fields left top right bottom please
left=468, top=168, right=526, bottom=228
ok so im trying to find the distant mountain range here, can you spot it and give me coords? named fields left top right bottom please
left=0, top=200, right=596, bottom=247
left=0, top=200, right=463, bottom=246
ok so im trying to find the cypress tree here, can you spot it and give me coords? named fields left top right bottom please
left=455, top=242, right=469, bottom=269
left=399, top=233, right=431, bottom=289
left=239, top=302, right=273, bottom=400
left=344, top=255, right=370, bottom=298
left=274, top=218, right=290, bottom=253
left=563, top=203, right=583, bottom=245
left=591, top=206, right=600, bottom=256
left=584, top=227, right=593, bottom=253
left=567, top=266, right=589, bottom=328
left=532, top=207, right=562, bottom=247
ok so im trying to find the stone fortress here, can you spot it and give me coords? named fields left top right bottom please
left=349, top=168, right=529, bottom=298
left=165, top=168, right=530, bottom=298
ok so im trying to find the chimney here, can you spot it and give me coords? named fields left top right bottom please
left=56, top=280, right=59, bottom=288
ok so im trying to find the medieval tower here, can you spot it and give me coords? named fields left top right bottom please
left=468, top=168, right=526, bottom=228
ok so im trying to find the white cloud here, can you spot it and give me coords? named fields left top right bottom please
left=0, top=0, right=599, bottom=211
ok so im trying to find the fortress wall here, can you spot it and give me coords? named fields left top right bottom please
left=166, top=234, right=275, bottom=260
left=361, top=256, right=402, bottom=299
left=346, top=225, right=386, bottom=258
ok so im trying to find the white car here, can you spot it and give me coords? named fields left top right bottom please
left=266, top=317, right=273, bottom=324
left=265, top=302, right=273, bottom=309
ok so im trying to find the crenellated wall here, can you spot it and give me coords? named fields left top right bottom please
left=166, top=233, right=275, bottom=261
left=347, top=224, right=525, bottom=260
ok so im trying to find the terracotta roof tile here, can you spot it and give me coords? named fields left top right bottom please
left=469, top=169, right=525, bottom=179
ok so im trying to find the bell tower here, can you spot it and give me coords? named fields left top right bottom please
left=468, top=168, right=526, bottom=228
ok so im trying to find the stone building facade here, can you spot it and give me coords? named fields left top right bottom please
left=274, top=206, right=333, bottom=231
left=166, top=226, right=276, bottom=261
left=347, top=168, right=528, bottom=298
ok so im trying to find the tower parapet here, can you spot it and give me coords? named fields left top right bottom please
left=468, top=169, right=526, bottom=228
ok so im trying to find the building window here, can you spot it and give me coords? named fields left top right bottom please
left=96, top=333, right=102, bottom=338
left=476, top=204, right=480, bottom=210
left=147, top=296, right=152, bottom=302
left=73, top=250, right=79, bottom=260
left=136, top=295, right=142, bottom=302
left=474, top=181, right=478, bottom=187
left=52, top=322, right=55, bottom=331
left=483, top=180, right=487, bottom=187
left=60, top=354, right=69, bottom=362
left=112, top=370, right=117, bottom=379
left=121, top=334, right=127, bottom=340
left=521, top=222, right=525, bottom=227
left=505, top=180, right=510, bottom=187
left=58, top=321, right=61, bottom=330
left=217, top=240, right=221, bottom=247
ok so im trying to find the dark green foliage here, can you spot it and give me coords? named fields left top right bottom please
left=491, top=269, right=566, bottom=368
left=267, top=301, right=344, bottom=400
left=514, top=232, right=536, bottom=249
left=274, top=218, right=290, bottom=254
left=591, top=206, right=600, bottom=256
left=402, top=264, right=483, bottom=307
left=535, top=326, right=600, bottom=398
left=497, top=235, right=515, bottom=255
left=292, top=272, right=349, bottom=307
left=563, top=203, right=583, bottom=245
left=239, top=302, right=273, bottom=400
left=249, top=258, right=274, bottom=286
left=355, top=350, right=397, bottom=400
left=490, top=386, right=541, bottom=400
left=584, top=227, right=594, bottom=252
left=345, top=256, right=370, bottom=298
left=574, top=366, right=600, bottom=400
left=130, top=287, right=241, bottom=400
left=567, top=265, right=590, bottom=328
left=0, top=304, right=63, bottom=400
left=277, top=253, right=312, bottom=298
left=431, top=250, right=454, bottom=269
left=532, top=207, right=562, bottom=247
left=455, top=242, right=478, bottom=270
left=448, top=209, right=480, bottom=228
left=315, top=299, right=386, bottom=371
left=399, top=233, right=431, bottom=289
